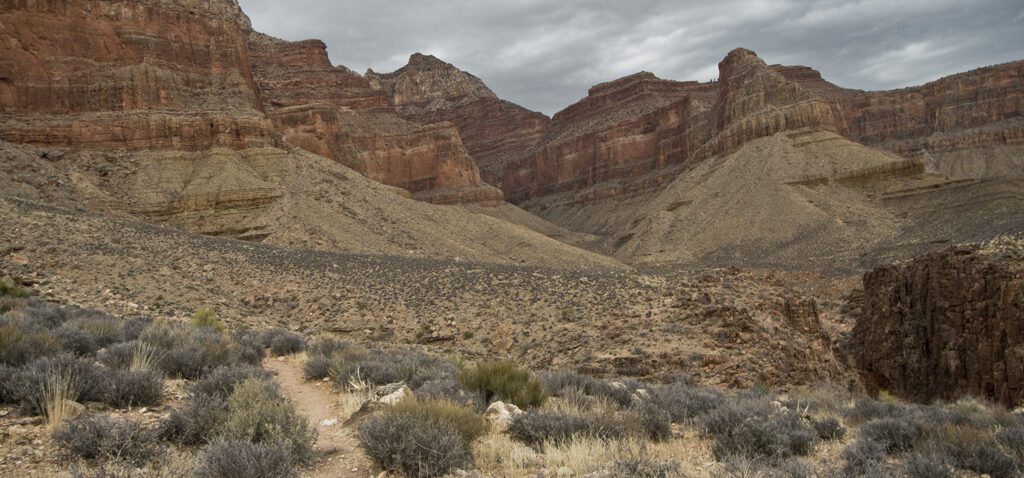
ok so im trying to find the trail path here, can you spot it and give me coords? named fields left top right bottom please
left=265, top=356, right=376, bottom=478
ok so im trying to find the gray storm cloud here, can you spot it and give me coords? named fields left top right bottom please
left=238, top=0, right=1024, bottom=115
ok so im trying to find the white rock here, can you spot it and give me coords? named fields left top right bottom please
left=483, top=401, right=523, bottom=431
left=321, top=418, right=339, bottom=427
left=377, top=384, right=413, bottom=405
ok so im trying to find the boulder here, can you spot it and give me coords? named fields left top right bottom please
left=483, top=401, right=523, bottom=431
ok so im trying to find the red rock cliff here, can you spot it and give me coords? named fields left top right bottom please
left=367, top=54, right=550, bottom=186
left=852, top=244, right=1024, bottom=407
left=248, top=37, right=503, bottom=205
left=0, top=0, right=277, bottom=150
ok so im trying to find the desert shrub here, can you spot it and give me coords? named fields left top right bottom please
left=64, top=313, right=124, bottom=348
left=189, top=365, right=271, bottom=400
left=163, top=393, right=228, bottom=445
left=840, top=439, right=887, bottom=477
left=54, top=326, right=100, bottom=356
left=842, top=397, right=906, bottom=425
left=54, top=414, right=161, bottom=465
left=609, top=455, right=680, bottom=478
left=191, top=308, right=224, bottom=332
left=812, top=416, right=846, bottom=441
left=333, top=348, right=455, bottom=390
left=0, top=321, right=60, bottom=366
left=459, top=360, right=546, bottom=409
left=138, top=319, right=191, bottom=350
left=119, top=316, right=153, bottom=342
left=538, top=370, right=639, bottom=408
left=16, top=354, right=107, bottom=412
left=903, top=452, right=953, bottom=478
left=0, top=365, right=18, bottom=403
left=632, top=402, right=672, bottom=441
left=0, top=280, right=31, bottom=298
left=268, top=331, right=305, bottom=357
left=386, top=399, right=489, bottom=445
left=413, top=377, right=487, bottom=411
left=13, top=299, right=68, bottom=328
left=358, top=412, right=471, bottom=478
left=507, top=410, right=597, bottom=446
left=157, top=328, right=238, bottom=379
left=219, top=379, right=316, bottom=464
left=761, top=459, right=813, bottom=478
left=859, top=417, right=923, bottom=454
left=651, top=381, right=723, bottom=423
left=933, top=425, right=1019, bottom=478
left=699, top=396, right=776, bottom=437
left=231, top=329, right=265, bottom=365
left=195, top=438, right=296, bottom=478
left=96, top=342, right=137, bottom=370
left=709, top=408, right=816, bottom=461
left=997, top=425, right=1024, bottom=460
left=102, top=369, right=164, bottom=407
left=303, top=354, right=334, bottom=381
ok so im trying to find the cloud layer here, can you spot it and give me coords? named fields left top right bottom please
left=239, top=0, right=1024, bottom=115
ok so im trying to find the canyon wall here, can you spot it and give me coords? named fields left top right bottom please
left=852, top=244, right=1024, bottom=407
left=248, top=36, right=502, bottom=204
left=367, top=54, right=550, bottom=185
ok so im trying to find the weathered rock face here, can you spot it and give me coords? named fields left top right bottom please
left=248, top=38, right=502, bottom=204
left=497, top=48, right=1023, bottom=206
left=852, top=245, right=1024, bottom=406
left=367, top=54, right=550, bottom=184
left=0, top=0, right=277, bottom=151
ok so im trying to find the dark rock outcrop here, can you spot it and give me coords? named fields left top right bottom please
left=852, top=244, right=1024, bottom=406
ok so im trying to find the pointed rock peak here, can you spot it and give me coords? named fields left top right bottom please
left=719, top=48, right=767, bottom=73
left=407, top=52, right=450, bottom=69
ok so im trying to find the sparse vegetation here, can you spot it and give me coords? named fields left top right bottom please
left=191, top=308, right=225, bottom=332
left=54, top=414, right=161, bottom=464
left=359, top=411, right=472, bottom=478
left=460, top=360, right=547, bottom=409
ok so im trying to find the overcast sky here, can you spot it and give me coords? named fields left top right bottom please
left=239, top=0, right=1024, bottom=116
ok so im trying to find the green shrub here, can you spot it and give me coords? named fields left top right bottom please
left=163, top=393, right=228, bottom=445
left=459, top=360, right=547, bottom=409
left=195, top=438, right=297, bottom=478
left=358, top=412, right=471, bottom=478
left=303, top=355, right=334, bottom=381
left=268, top=332, right=305, bottom=357
left=189, top=365, right=271, bottom=400
left=157, top=328, right=238, bottom=379
left=54, top=414, right=162, bottom=465
left=0, top=280, right=30, bottom=298
left=385, top=399, right=489, bottom=446
left=812, top=416, right=846, bottom=441
left=219, top=379, right=316, bottom=464
left=191, top=308, right=224, bottom=332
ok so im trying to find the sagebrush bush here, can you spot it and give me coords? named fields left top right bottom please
left=0, top=280, right=31, bottom=298
left=709, top=409, right=816, bottom=461
left=189, top=365, right=271, bottom=400
left=812, top=416, right=846, bottom=441
left=163, top=393, right=228, bottom=445
left=842, top=398, right=906, bottom=425
left=231, top=329, right=265, bottom=365
left=998, top=425, right=1024, bottom=461
left=538, top=370, right=638, bottom=408
left=699, top=396, right=775, bottom=437
left=333, top=348, right=454, bottom=390
left=269, top=331, right=305, bottom=357
left=54, top=326, right=100, bottom=356
left=195, top=438, right=297, bottom=478
left=459, top=360, right=546, bottom=409
left=609, top=455, right=681, bottom=478
left=651, top=381, right=723, bottom=423
left=840, top=439, right=887, bottom=477
left=219, top=379, right=316, bottom=464
left=96, top=342, right=135, bottom=370
left=119, top=316, right=153, bottom=342
left=0, top=321, right=60, bottom=366
left=64, top=314, right=124, bottom=349
left=859, top=417, right=923, bottom=454
left=414, top=378, right=486, bottom=411
left=303, top=354, right=334, bottom=381
left=102, top=369, right=164, bottom=407
left=16, top=354, right=107, bottom=413
left=54, top=414, right=161, bottom=465
left=903, top=452, right=954, bottom=478
left=934, top=425, right=1019, bottom=478
left=358, top=412, right=471, bottom=478
left=507, top=410, right=596, bottom=446
left=385, top=399, right=489, bottom=446
left=632, top=402, right=672, bottom=441
left=156, top=328, right=238, bottom=379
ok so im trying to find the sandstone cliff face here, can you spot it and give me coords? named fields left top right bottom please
left=248, top=38, right=502, bottom=205
left=0, top=0, right=276, bottom=151
left=852, top=244, right=1024, bottom=406
left=497, top=49, right=1023, bottom=207
left=367, top=54, right=550, bottom=184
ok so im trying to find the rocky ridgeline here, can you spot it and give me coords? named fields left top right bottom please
left=852, top=242, right=1024, bottom=407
